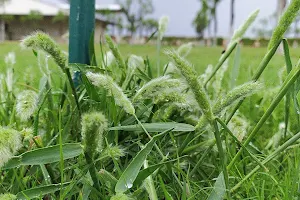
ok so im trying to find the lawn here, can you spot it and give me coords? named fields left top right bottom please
left=1, top=41, right=298, bottom=87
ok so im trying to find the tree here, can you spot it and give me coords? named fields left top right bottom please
left=209, top=0, right=221, bottom=45
left=229, top=0, right=235, bottom=37
left=141, top=18, right=158, bottom=37
left=193, top=0, right=210, bottom=39
left=116, top=0, right=154, bottom=39
left=0, top=0, right=9, bottom=41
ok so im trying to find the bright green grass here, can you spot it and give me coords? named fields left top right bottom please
left=1, top=41, right=299, bottom=88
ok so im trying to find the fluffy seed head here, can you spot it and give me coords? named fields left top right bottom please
left=16, top=90, right=38, bottom=121
left=123, top=55, right=144, bottom=88
left=21, top=127, right=34, bottom=141
left=86, top=72, right=135, bottom=115
left=165, top=49, right=214, bottom=122
left=103, top=51, right=116, bottom=67
left=268, top=0, right=300, bottom=50
left=21, top=32, right=67, bottom=69
left=0, top=126, right=22, bottom=168
left=105, top=35, right=126, bottom=70
left=4, top=52, right=16, bottom=68
left=213, top=82, right=263, bottom=115
left=102, top=145, right=126, bottom=159
left=229, top=9, right=260, bottom=46
left=81, top=112, right=108, bottom=155
left=133, top=75, right=181, bottom=102
left=177, top=42, right=193, bottom=57
left=158, top=16, right=169, bottom=40
left=0, top=193, right=17, bottom=200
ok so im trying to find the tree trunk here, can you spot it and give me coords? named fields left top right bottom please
left=213, top=10, right=218, bottom=46
left=277, top=0, right=287, bottom=21
left=0, top=19, right=4, bottom=42
left=229, top=0, right=235, bottom=38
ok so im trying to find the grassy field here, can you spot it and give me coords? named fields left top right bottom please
left=1, top=38, right=300, bottom=199
left=1, top=41, right=299, bottom=87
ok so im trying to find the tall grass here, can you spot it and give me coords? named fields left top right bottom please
left=1, top=3, right=300, bottom=199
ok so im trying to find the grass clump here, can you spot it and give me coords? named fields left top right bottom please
left=2, top=6, right=300, bottom=200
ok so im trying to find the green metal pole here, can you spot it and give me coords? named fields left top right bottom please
left=69, top=0, right=95, bottom=65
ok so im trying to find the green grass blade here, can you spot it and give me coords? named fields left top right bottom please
left=228, top=56, right=300, bottom=170
left=109, top=122, right=195, bottom=132
left=207, top=172, right=226, bottom=200
left=230, top=44, right=241, bottom=89
left=3, top=144, right=83, bottom=169
left=283, top=39, right=293, bottom=138
left=115, top=129, right=172, bottom=193
left=16, top=183, right=69, bottom=199
left=231, top=131, right=300, bottom=193
left=204, top=42, right=237, bottom=88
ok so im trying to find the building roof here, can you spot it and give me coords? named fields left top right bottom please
left=0, top=0, right=122, bottom=16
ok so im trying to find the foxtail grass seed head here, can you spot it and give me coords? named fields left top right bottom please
left=16, top=90, right=38, bottom=121
left=133, top=75, right=181, bottom=101
left=81, top=112, right=108, bottom=155
left=0, top=126, right=22, bottom=168
left=268, top=0, right=300, bottom=50
left=21, top=127, right=34, bottom=141
left=177, top=42, right=193, bottom=57
left=21, top=32, right=67, bottom=69
left=103, top=51, right=116, bottom=67
left=123, top=55, right=144, bottom=87
left=228, top=115, right=249, bottom=142
left=86, top=72, right=135, bottom=115
left=158, top=16, right=169, bottom=40
left=4, top=52, right=16, bottom=68
left=153, top=89, right=186, bottom=105
left=213, top=82, right=263, bottom=115
left=0, top=193, right=17, bottom=200
left=105, top=35, right=126, bottom=70
left=229, top=9, right=260, bottom=46
left=165, top=49, right=214, bottom=122
left=102, top=144, right=126, bottom=160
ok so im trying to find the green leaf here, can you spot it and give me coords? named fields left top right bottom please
left=109, top=122, right=195, bottom=132
left=133, top=159, right=178, bottom=187
left=3, top=144, right=83, bottom=169
left=115, top=129, right=172, bottom=193
left=207, top=173, right=225, bottom=200
left=16, top=183, right=69, bottom=199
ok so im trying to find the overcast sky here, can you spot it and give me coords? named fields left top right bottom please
left=96, top=0, right=278, bottom=37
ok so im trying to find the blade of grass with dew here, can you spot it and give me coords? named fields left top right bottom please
left=115, top=128, right=172, bottom=193
left=133, top=158, right=181, bottom=187
left=109, top=122, right=195, bottom=132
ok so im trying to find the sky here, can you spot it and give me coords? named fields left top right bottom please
left=96, top=0, right=278, bottom=37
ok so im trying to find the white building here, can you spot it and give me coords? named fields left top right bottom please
left=0, top=0, right=121, bottom=42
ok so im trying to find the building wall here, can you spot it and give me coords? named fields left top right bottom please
left=4, top=15, right=106, bottom=42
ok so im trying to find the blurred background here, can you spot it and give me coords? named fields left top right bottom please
left=0, top=0, right=295, bottom=47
